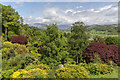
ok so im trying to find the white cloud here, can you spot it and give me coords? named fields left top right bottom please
left=1, top=0, right=119, bottom=2
left=65, top=9, right=73, bottom=14
left=24, top=3, right=118, bottom=25
left=76, top=6, right=83, bottom=9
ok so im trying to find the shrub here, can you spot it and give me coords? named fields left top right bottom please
left=55, top=64, right=89, bottom=78
left=25, top=63, right=50, bottom=71
left=11, top=64, right=50, bottom=78
left=11, top=35, right=28, bottom=44
left=105, top=37, right=119, bottom=46
left=92, top=35, right=105, bottom=43
left=2, top=41, right=29, bottom=60
left=12, top=68, right=48, bottom=78
left=83, top=63, right=113, bottom=75
left=63, top=57, right=76, bottom=64
left=8, top=31, right=17, bottom=41
left=2, top=54, right=36, bottom=78
left=83, top=42, right=120, bottom=65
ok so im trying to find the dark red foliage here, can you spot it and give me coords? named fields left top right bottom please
left=83, top=42, right=120, bottom=65
left=11, top=35, right=28, bottom=45
left=38, top=45, right=43, bottom=54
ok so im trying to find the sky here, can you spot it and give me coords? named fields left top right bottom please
left=1, top=2, right=118, bottom=25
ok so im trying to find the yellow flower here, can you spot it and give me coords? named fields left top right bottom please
left=12, top=72, right=21, bottom=78
left=35, top=58, right=38, bottom=61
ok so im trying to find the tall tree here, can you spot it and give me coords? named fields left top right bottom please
left=39, top=24, right=69, bottom=68
left=2, top=4, right=21, bottom=40
left=69, top=22, right=89, bottom=64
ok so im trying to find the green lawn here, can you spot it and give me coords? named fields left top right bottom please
left=90, top=66, right=119, bottom=78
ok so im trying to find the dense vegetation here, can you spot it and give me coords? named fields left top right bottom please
left=0, top=4, right=119, bottom=79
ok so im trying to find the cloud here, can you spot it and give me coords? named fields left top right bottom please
left=13, top=2, right=24, bottom=8
left=24, top=3, right=118, bottom=25
left=1, top=0, right=119, bottom=2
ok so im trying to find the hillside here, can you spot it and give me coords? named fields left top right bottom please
left=30, top=23, right=118, bottom=35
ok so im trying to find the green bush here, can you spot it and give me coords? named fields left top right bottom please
left=8, top=31, right=17, bottom=41
left=92, top=35, right=105, bottom=43
left=2, top=41, right=29, bottom=60
left=83, top=63, right=113, bottom=75
left=105, top=37, right=119, bottom=46
left=63, top=57, right=76, bottom=64
left=55, top=64, right=89, bottom=78
left=2, top=54, right=36, bottom=78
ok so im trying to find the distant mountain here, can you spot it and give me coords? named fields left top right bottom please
left=31, top=23, right=71, bottom=30
left=29, top=23, right=118, bottom=34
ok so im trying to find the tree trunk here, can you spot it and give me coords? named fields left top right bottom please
left=5, top=27, right=7, bottom=41
left=77, top=57, right=78, bottom=64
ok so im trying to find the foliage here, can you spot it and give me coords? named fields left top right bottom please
left=105, top=36, right=120, bottom=46
left=83, top=42, right=120, bottom=65
left=87, top=24, right=118, bottom=35
left=2, top=54, right=36, bottom=78
left=2, top=41, right=29, bottom=60
left=55, top=64, right=89, bottom=78
left=11, top=63, right=51, bottom=78
left=92, top=35, right=105, bottom=43
left=8, top=31, right=17, bottom=41
left=68, top=22, right=89, bottom=63
left=38, top=24, right=69, bottom=68
left=63, top=57, right=76, bottom=64
left=11, top=35, right=28, bottom=44
left=90, top=53, right=102, bottom=63
left=25, top=63, right=50, bottom=71
left=12, top=68, right=48, bottom=78
left=1, top=4, right=22, bottom=40
left=90, top=67, right=119, bottom=78
left=82, top=63, right=114, bottom=75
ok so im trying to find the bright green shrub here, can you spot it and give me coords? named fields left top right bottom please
left=63, top=57, right=76, bottom=64
left=83, top=63, right=113, bottom=75
left=8, top=31, right=17, bottom=41
left=55, top=64, right=89, bottom=78
left=2, top=41, right=29, bottom=60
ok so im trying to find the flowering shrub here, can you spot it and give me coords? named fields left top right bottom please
left=83, top=63, right=113, bottom=75
left=25, top=63, right=50, bottom=71
left=11, top=64, right=50, bottom=78
left=12, top=68, right=48, bottom=78
left=55, top=64, right=89, bottom=78
left=83, top=42, right=120, bottom=65
left=2, top=41, right=29, bottom=60
left=11, top=35, right=28, bottom=44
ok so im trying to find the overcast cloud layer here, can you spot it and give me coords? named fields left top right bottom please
left=24, top=3, right=118, bottom=25
left=1, top=0, right=119, bottom=2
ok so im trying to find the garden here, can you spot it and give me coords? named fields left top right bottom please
left=0, top=4, right=120, bottom=79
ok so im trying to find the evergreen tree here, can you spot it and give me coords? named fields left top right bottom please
left=69, top=22, right=89, bottom=64
left=39, top=24, right=69, bottom=68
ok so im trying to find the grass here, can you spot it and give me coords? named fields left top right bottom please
left=90, top=66, right=119, bottom=78
left=90, top=33, right=118, bottom=38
